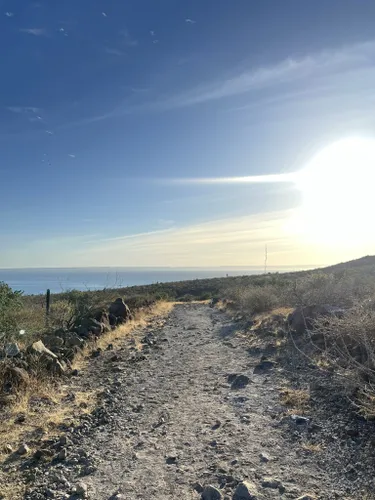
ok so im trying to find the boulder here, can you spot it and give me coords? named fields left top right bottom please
left=63, top=332, right=85, bottom=348
left=28, top=340, right=57, bottom=359
left=287, top=305, right=345, bottom=334
left=201, top=485, right=222, bottom=500
left=2, top=366, right=30, bottom=392
left=42, top=335, right=64, bottom=351
left=109, top=298, right=131, bottom=321
left=233, top=481, right=259, bottom=499
left=4, top=343, right=21, bottom=357
left=230, top=374, right=250, bottom=389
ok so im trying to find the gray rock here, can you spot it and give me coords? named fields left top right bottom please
left=296, top=496, right=316, bottom=500
left=261, top=477, right=283, bottom=490
left=64, top=333, right=85, bottom=348
left=202, top=485, right=222, bottom=500
left=4, top=342, right=21, bottom=357
left=75, top=482, right=88, bottom=497
left=57, top=448, right=67, bottom=461
left=42, top=335, right=64, bottom=350
left=259, top=452, right=270, bottom=463
left=253, top=361, right=274, bottom=374
left=17, top=443, right=30, bottom=455
left=230, top=374, right=250, bottom=389
left=233, top=481, right=259, bottom=499
left=109, top=298, right=131, bottom=321
left=3, top=444, right=13, bottom=454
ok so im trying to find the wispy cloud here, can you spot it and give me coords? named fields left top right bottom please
left=119, top=29, right=138, bottom=47
left=165, top=173, right=296, bottom=185
left=7, top=106, right=41, bottom=114
left=156, top=39, right=375, bottom=109
left=185, top=18, right=196, bottom=24
left=19, top=28, right=46, bottom=36
left=68, top=154, right=76, bottom=158
left=105, top=47, right=123, bottom=56
left=4, top=11, right=14, bottom=17
left=102, top=12, right=107, bottom=17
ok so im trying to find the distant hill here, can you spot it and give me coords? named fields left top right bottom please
left=320, top=255, right=375, bottom=273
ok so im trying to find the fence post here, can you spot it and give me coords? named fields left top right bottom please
left=46, top=289, right=51, bottom=327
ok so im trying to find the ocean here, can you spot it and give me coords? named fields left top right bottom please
left=0, top=266, right=313, bottom=295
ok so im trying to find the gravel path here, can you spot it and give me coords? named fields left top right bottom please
left=23, top=304, right=340, bottom=499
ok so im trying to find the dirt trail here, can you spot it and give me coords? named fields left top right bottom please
left=22, top=304, right=337, bottom=499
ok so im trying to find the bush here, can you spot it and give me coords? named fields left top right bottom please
left=224, top=285, right=280, bottom=315
left=0, top=282, right=23, bottom=343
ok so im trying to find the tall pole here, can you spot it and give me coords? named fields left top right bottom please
left=264, top=244, right=268, bottom=274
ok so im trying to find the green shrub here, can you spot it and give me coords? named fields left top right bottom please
left=0, top=282, right=23, bottom=343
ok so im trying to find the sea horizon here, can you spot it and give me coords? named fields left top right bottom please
left=0, top=265, right=318, bottom=295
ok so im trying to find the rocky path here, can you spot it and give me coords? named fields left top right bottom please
left=22, top=304, right=338, bottom=499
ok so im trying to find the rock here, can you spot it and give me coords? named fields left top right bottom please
left=288, top=305, right=345, bottom=335
left=4, top=343, right=21, bottom=357
left=3, top=444, right=13, bottom=454
left=3, top=366, right=30, bottom=391
left=290, top=415, right=310, bottom=425
left=193, top=482, right=204, bottom=493
left=261, top=478, right=284, bottom=490
left=253, top=361, right=274, bottom=374
left=75, top=482, right=88, bottom=497
left=202, top=485, right=222, bottom=500
left=259, top=452, right=270, bottom=463
left=230, top=374, right=250, bottom=389
left=42, top=335, right=64, bottom=350
left=59, top=435, right=69, bottom=446
left=28, top=340, right=58, bottom=359
left=17, top=443, right=30, bottom=455
left=109, top=298, right=131, bottom=321
left=64, top=333, right=85, bottom=348
left=233, top=481, right=259, bottom=499
left=57, top=448, right=67, bottom=460
left=33, top=449, right=45, bottom=460
left=296, top=496, right=316, bottom=500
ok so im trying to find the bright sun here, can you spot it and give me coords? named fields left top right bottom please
left=292, top=137, right=375, bottom=245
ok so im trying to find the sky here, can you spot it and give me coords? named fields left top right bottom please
left=1, top=0, right=375, bottom=268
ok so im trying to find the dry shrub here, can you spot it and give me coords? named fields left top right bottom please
left=314, top=299, right=375, bottom=378
left=224, top=285, right=280, bottom=315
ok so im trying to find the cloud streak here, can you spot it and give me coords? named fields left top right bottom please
left=157, top=39, right=375, bottom=109
left=19, top=28, right=46, bottom=36
left=165, top=173, right=296, bottom=185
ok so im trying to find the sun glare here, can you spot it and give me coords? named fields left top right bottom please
left=292, top=137, right=375, bottom=245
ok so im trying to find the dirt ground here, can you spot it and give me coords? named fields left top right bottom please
left=3, top=304, right=374, bottom=499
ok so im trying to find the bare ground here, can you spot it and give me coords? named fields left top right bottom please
left=3, top=304, right=375, bottom=499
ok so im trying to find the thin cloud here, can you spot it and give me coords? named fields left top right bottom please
left=68, top=154, right=76, bottom=158
left=119, top=29, right=138, bottom=47
left=102, top=12, right=107, bottom=17
left=166, top=173, right=296, bottom=185
left=185, top=18, right=196, bottom=24
left=105, top=47, right=123, bottom=56
left=45, top=130, right=54, bottom=135
left=20, top=28, right=46, bottom=36
left=5, top=12, right=14, bottom=17
left=150, top=30, right=155, bottom=36
left=7, top=106, right=41, bottom=114
left=156, top=39, right=375, bottom=109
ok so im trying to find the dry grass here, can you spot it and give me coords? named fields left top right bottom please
left=0, top=301, right=174, bottom=464
left=280, top=387, right=310, bottom=412
left=301, top=442, right=324, bottom=453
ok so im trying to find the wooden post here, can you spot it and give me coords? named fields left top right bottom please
left=46, top=289, right=51, bottom=327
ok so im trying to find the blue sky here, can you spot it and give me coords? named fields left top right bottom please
left=1, top=0, right=375, bottom=268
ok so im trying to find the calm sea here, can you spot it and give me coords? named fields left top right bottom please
left=0, top=266, right=313, bottom=295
